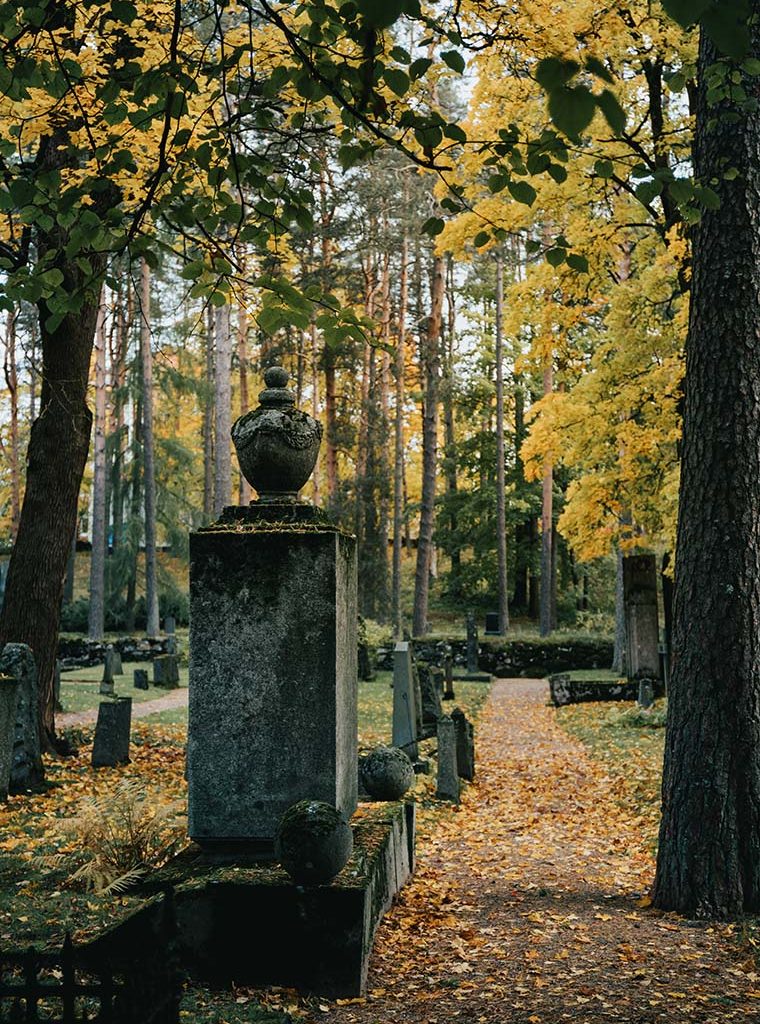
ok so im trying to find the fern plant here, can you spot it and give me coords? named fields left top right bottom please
left=35, top=779, right=185, bottom=894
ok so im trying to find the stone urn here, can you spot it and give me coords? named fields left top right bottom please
left=231, top=366, right=322, bottom=502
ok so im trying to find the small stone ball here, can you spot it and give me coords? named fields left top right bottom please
left=360, top=746, right=415, bottom=801
left=264, top=365, right=290, bottom=389
left=276, top=800, right=353, bottom=886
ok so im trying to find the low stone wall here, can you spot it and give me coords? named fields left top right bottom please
left=58, top=636, right=172, bottom=669
left=376, top=636, right=613, bottom=678
left=548, top=673, right=666, bottom=707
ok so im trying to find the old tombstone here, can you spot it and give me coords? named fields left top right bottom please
left=436, top=715, right=460, bottom=804
left=166, top=634, right=178, bottom=656
left=100, top=645, right=116, bottom=696
left=188, top=366, right=357, bottom=851
left=154, top=654, right=180, bottom=688
left=443, top=653, right=455, bottom=701
left=0, top=673, right=19, bottom=801
left=91, top=697, right=132, bottom=767
left=451, top=707, right=475, bottom=781
left=417, top=661, right=443, bottom=738
left=134, top=668, right=149, bottom=690
left=622, top=555, right=661, bottom=682
left=0, top=643, right=44, bottom=793
left=466, top=613, right=478, bottom=674
left=484, top=612, right=499, bottom=635
left=112, top=649, right=124, bottom=675
left=392, top=642, right=419, bottom=760
left=637, top=679, right=655, bottom=709
left=165, top=615, right=176, bottom=636
left=53, top=659, right=63, bottom=712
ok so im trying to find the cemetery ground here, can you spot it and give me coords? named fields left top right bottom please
left=3, top=676, right=759, bottom=1022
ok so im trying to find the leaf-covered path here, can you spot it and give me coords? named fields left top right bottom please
left=321, top=680, right=759, bottom=1024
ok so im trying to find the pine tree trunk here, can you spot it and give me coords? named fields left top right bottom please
left=140, top=260, right=160, bottom=638
left=539, top=361, right=554, bottom=636
left=3, top=308, right=20, bottom=537
left=494, top=251, right=509, bottom=634
left=392, top=232, right=408, bottom=637
left=203, top=304, right=215, bottom=519
left=442, top=255, right=461, bottom=600
left=653, top=17, right=760, bottom=917
left=412, top=254, right=445, bottom=636
left=87, top=299, right=107, bottom=640
left=237, top=294, right=251, bottom=506
left=214, top=304, right=232, bottom=515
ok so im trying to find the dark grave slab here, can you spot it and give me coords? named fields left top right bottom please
left=451, top=707, right=475, bottom=781
left=443, top=654, right=455, bottom=701
left=154, top=654, right=180, bottom=688
left=134, top=669, right=150, bottom=690
left=0, top=673, right=19, bottom=801
left=92, top=697, right=132, bottom=767
left=436, top=715, right=459, bottom=804
left=112, top=650, right=124, bottom=675
left=100, top=645, right=116, bottom=696
left=391, top=642, right=418, bottom=759
left=484, top=612, right=500, bottom=635
left=416, top=661, right=443, bottom=739
left=165, top=615, right=176, bottom=635
left=140, top=801, right=415, bottom=998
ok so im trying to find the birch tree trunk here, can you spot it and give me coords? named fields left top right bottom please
left=214, top=303, right=232, bottom=516
left=140, top=259, right=160, bottom=638
left=392, top=232, right=409, bottom=637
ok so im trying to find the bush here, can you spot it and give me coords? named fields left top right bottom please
left=60, top=587, right=189, bottom=634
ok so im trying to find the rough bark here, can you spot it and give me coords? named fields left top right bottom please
left=442, top=254, right=461, bottom=601
left=494, top=251, right=509, bottom=634
left=203, top=303, right=215, bottom=520
left=140, top=260, right=160, bottom=638
left=3, top=308, right=20, bottom=537
left=392, top=231, right=409, bottom=638
left=653, top=18, right=760, bottom=917
left=87, top=299, right=107, bottom=640
left=213, top=303, right=232, bottom=515
left=412, top=254, right=445, bottom=636
left=612, top=545, right=627, bottom=674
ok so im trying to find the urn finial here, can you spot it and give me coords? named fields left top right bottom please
left=231, top=364, right=323, bottom=503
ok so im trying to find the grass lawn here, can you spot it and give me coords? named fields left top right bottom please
left=555, top=668, right=625, bottom=682
left=59, top=661, right=188, bottom=714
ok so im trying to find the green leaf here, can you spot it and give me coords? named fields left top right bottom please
left=383, top=68, right=409, bottom=96
left=409, top=57, right=432, bottom=80
left=566, top=253, right=589, bottom=273
left=110, top=0, right=138, bottom=24
left=596, top=89, right=626, bottom=134
left=546, top=248, right=567, bottom=267
left=421, top=216, right=445, bottom=236
left=547, top=163, right=568, bottom=183
left=443, top=123, right=467, bottom=143
left=635, top=179, right=663, bottom=205
left=548, top=85, right=596, bottom=138
left=441, top=50, right=465, bottom=74
left=508, top=180, right=537, bottom=206
left=594, top=159, right=614, bottom=178
left=694, top=185, right=721, bottom=210
left=356, top=0, right=406, bottom=28
left=702, top=9, right=750, bottom=59
left=535, top=57, right=579, bottom=92
left=659, top=0, right=710, bottom=27
left=473, top=230, right=490, bottom=248
left=585, top=56, right=613, bottom=83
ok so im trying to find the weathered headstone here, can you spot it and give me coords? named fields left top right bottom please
left=134, top=668, right=149, bottom=690
left=484, top=612, right=499, bottom=635
left=637, top=679, right=655, bottom=709
left=443, top=654, right=455, bottom=701
left=466, top=613, right=478, bottom=674
left=436, top=715, right=459, bottom=804
left=100, top=645, right=116, bottom=696
left=166, top=634, right=178, bottom=656
left=0, top=643, right=44, bottom=793
left=112, top=650, right=124, bottom=675
left=53, top=659, right=63, bottom=712
left=417, top=661, right=443, bottom=738
left=91, top=697, right=132, bottom=767
left=451, top=707, right=475, bottom=781
left=188, top=366, right=357, bottom=852
left=623, top=555, right=661, bottom=682
left=0, top=673, right=19, bottom=801
left=154, top=654, right=180, bottom=688
left=392, top=642, right=419, bottom=760
left=165, top=615, right=176, bottom=636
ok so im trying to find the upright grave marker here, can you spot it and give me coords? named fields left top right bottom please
left=92, top=697, right=132, bottom=767
left=466, top=613, right=479, bottom=674
left=187, top=367, right=357, bottom=853
left=100, top=645, right=116, bottom=696
left=392, top=642, right=418, bottom=760
left=436, top=715, right=460, bottom=804
left=623, top=555, right=661, bottom=684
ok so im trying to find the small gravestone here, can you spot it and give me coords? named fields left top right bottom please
left=392, top=642, right=418, bottom=759
left=443, top=654, right=455, bottom=701
left=466, top=613, right=478, bottom=674
left=54, top=659, right=63, bottom=712
left=0, top=643, right=44, bottom=793
left=165, top=615, right=176, bottom=636
left=436, top=715, right=459, bottom=804
left=637, top=678, right=655, bottom=709
left=91, top=697, right=132, bottom=767
left=484, top=612, right=499, bottom=635
left=112, top=650, right=124, bottom=675
left=166, top=634, right=178, bottom=656
left=0, top=673, right=19, bottom=801
left=154, top=654, right=179, bottom=688
left=134, top=669, right=149, bottom=690
left=100, top=645, right=116, bottom=696
left=417, top=661, right=443, bottom=738
left=451, top=707, right=475, bottom=781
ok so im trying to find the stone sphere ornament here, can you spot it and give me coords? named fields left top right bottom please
left=231, top=365, right=323, bottom=502
left=276, top=800, right=353, bottom=886
left=360, top=746, right=415, bottom=801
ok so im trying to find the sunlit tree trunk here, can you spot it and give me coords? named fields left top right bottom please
left=140, top=259, right=160, bottom=638
left=392, top=231, right=409, bottom=637
left=214, top=303, right=232, bottom=515
left=88, top=298, right=107, bottom=640
left=3, top=308, right=20, bottom=537
left=494, top=250, right=509, bottom=634
left=539, top=360, right=554, bottom=637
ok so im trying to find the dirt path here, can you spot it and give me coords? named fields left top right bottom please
left=320, top=679, right=759, bottom=1024
left=57, top=687, right=188, bottom=728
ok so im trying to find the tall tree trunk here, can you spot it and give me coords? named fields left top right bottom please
left=140, top=260, right=160, bottom=638
left=412, top=254, right=445, bottom=636
left=0, top=287, right=101, bottom=751
left=392, top=232, right=409, bottom=638
left=612, top=545, right=627, bottom=674
left=214, top=304, right=232, bottom=515
left=203, top=304, right=215, bottom=519
left=539, top=361, right=554, bottom=637
left=87, top=299, right=107, bottom=640
left=3, top=308, right=20, bottom=537
left=442, top=254, right=460, bottom=600
left=237, top=293, right=251, bottom=506
left=494, top=251, right=509, bottom=634
left=310, top=317, right=321, bottom=506
left=653, top=18, right=760, bottom=917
